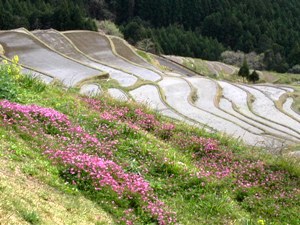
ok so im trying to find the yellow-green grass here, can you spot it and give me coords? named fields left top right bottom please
left=0, top=128, right=113, bottom=225
left=136, top=50, right=167, bottom=71
left=0, top=61, right=299, bottom=224
left=182, top=58, right=214, bottom=76
left=290, top=85, right=300, bottom=114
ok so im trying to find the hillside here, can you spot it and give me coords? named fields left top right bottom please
left=1, top=28, right=300, bottom=148
left=0, top=54, right=300, bottom=224
left=1, top=0, right=300, bottom=73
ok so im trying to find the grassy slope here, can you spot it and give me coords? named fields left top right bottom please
left=0, top=61, right=300, bottom=225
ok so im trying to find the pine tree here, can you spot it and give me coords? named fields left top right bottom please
left=238, top=57, right=250, bottom=82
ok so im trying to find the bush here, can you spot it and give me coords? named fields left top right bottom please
left=247, top=70, right=260, bottom=83
left=136, top=38, right=155, bottom=52
left=288, top=64, right=300, bottom=74
left=0, top=56, right=21, bottom=101
left=97, top=20, right=124, bottom=38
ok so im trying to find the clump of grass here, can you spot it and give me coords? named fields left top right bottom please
left=20, top=210, right=41, bottom=225
left=190, top=89, right=198, bottom=103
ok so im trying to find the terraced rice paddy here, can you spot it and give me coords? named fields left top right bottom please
left=283, top=98, right=300, bottom=122
left=130, top=85, right=169, bottom=111
left=0, top=28, right=299, bottom=148
left=32, top=30, right=137, bottom=87
left=239, top=84, right=300, bottom=136
left=110, top=37, right=153, bottom=68
left=63, top=31, right=161, bottom=82
left=0, top=29, right=103, bottom=87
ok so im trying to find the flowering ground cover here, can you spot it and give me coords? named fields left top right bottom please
left=0, top=58, right=299, bottom=224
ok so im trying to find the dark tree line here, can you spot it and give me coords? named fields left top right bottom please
left=0, top=0, right=96, bottom=31
left=116, top=0, right=300, bottom=72
left=1, top=0, right=300, bottom=72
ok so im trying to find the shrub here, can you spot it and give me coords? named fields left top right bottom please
left=97, top=20, right=124, bottom=38
left=238, top=58, right=250, bottom=82
left=0, top=56, right=21, bottom=101
left=247, top=70, right=260, bottom=83
left=288, top=64, right=300, bottom=74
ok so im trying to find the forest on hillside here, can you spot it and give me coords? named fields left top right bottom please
left=1, top=0, right=300, bottom=73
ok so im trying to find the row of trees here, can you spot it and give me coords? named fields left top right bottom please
left=112, top=0, right=300, bottom=73
left=122, top=20, right=224, bottom=60
left=0, top=0, right=96, bottom=31
left=1, top=0, right=299, bottom=73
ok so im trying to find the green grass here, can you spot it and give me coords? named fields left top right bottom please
left=182, top=58, right=214, bottom=76
left=0, top=60, right=299, bottom=224
left=136, top=50, right=167, bottom=70
left=136, top=50, right=153, bottom=64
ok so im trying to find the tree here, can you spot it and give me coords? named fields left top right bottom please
left=136, top=38, right=155, bottom=52
left=248, top=70, right=260, bottom=83
left=238, top=58, right=250, bottom=82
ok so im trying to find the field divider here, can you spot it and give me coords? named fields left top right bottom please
left=214, top=82, right=279, bottom=135
left=221, top=95, right=298, bottom=143
left=62, top=30, right=150, bottom=82
left=182, top=77, right=268, bottom=136
left=129, top=82, right=215, bottom=132
left=217, top=81, right=300, bottom=142
left=236, top=83, right=300, bottom=137
left=254, top=85, right=300, bottom=123
left=22, top=29, right=109, bottom=85
left=105, top=34, right=164, bottom=81
left=109, top=36, right=158, bottom=69
left=243, top=83, right=300, bottom=132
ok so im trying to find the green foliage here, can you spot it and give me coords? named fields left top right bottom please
left=0, top=57, right=21, bottom=101
left=97, top=20, right=124, bottom=38
left=0, top=57, right=48, bottom=102
left=238, top=58, right=250, bottom=81
left=19, top=210, right=41, bottom=225
left=122, top=20, right=146, bottom=44
left=125, top=23, right=225, bottom=60
left=1, top=0, right=300, bottom=71
left=0, top=56, right=299, bottom=224
left=248, top=70, right=260, bottom=83
left=0, top=0, right=96, bottom=31
left=136, top=38, right=155, bottom=53
left=288, top=64, right=300, bottom=74
left=19, top=74, right=47, bottom=93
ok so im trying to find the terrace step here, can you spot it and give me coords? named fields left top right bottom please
left=32, top=29, right=138, bottom=87
left=0, top=30, right=103, bottom=87
left=63, top=31, right=161, bottom=82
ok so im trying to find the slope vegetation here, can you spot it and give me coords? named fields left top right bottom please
left=0, top=58, right=299, bottom=224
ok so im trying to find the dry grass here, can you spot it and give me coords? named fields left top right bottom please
left=0, top=136, right=113, bottom=225
left=290, top=86, right=300, bottom=113
left=0, top=44, right=4, bottom=55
